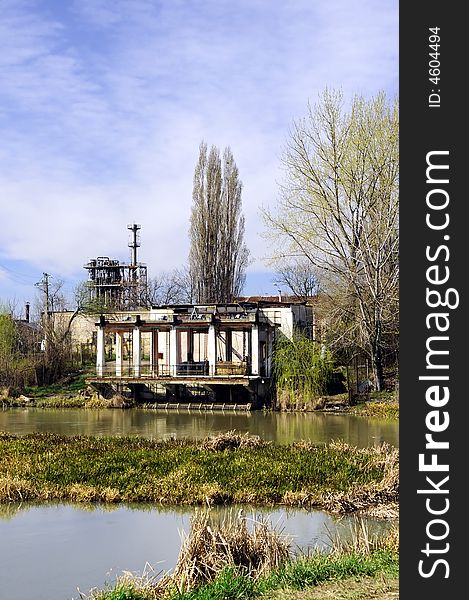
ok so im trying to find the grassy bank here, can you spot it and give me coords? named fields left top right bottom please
left=1, top=394, right=400, bottom=417
left=2, top=394, right=87, bottom=408
left=1, top=372, right=399, bottom=417
left=85, top=510, right=398, bottom=600
left=1, top=372, right=126, bottom=408
left=1, top=373, right=89, bottom=408
left=1, top=394, right=133, bottom=409
left=0, top=432, right=398, bottom=511
left=349, top=400, right=399, bottom=420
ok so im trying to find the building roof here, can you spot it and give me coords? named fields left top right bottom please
left=235, top=295, right=316, bottom=306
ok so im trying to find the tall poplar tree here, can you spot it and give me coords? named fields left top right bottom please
left=189, top=142, right=250, bottom=303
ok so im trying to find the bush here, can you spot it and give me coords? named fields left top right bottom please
left=273, top=332, right=334, bottom=409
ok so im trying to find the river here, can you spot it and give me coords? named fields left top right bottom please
left=0, top=407, right=399, bottom=447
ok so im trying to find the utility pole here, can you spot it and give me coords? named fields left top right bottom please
left=35, top=272, right=51, bottom=319
left=35, top=272, right=52, bottom=359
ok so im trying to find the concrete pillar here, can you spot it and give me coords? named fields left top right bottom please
left=132, top=327, right=141, bottom=377
left=226, top=329, right=232, bottom=362
left=266, top=329, right=274, bottom=377
left=149, top=329, right=159, bottom=375
left=250, top=325, right=259, bottom=375
left=169, top=327, right=178, bottom=376
left=208, top=324, right=216, bottom=376
left=115, top=331, right=123, bottom=377
left=96, top=326, right=106, bottom=377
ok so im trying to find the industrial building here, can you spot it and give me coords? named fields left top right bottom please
left=83, top=224, right=148, bottom=310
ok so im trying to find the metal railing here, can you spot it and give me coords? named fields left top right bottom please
left=92, top=361, right=250, bottom=379
left=215, top=361, right=249, bottom=376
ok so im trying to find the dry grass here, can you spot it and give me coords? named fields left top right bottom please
left=317, top=441, right=399, bottom=514
left=278, top=440, right=399, bottom=516
left=170, top=508, right=291, bottom=592
left=350, top=401, right=399, bottom=420
left=67, top=484, right=122, bottom=503
left=82, top=563, right=168, bottom=600
left=200, top=430, right=267, bottom=451
left=276, top=389, right=325, bottom=412
left=0, top=476, right=36, bottom=502
left=328, top=518, right=399, bottom=556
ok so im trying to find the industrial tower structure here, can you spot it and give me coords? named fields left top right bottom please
left=83, top=224, right=148, bottom=310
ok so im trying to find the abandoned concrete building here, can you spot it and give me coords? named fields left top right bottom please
left=49, top=226, right=317, bottom=409
left=86, top=300, right=314, bottom=409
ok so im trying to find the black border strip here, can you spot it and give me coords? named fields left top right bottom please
left=400, top=2, right=465, bottom=597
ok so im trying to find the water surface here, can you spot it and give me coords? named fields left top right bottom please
left=0, top=503, right=392, bottom=600
left=0, top=407, right=398, bottom=447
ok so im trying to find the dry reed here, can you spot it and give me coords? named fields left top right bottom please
left=84, top=509, right=399, bottom=599
left=200, top=430, right=267, bottom=451
left=170, top=508, right=291, bottom=592
left=318, top=441, right=399, bottom=514
left=85, top=509, right=291, bottom=598
left=82, top=562, right=168, bottom=600
left=328, top=517, right=399, bottom=556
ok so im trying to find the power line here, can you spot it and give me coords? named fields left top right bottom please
left=0, top=263, right=39, bottom=285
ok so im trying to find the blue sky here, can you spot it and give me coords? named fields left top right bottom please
left=0, top=0, right=398, bottom=315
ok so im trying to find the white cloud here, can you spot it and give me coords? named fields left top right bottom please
left=0, top=0, right=398, bottom=303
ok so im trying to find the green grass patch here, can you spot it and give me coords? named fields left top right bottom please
left=258, top=550, right=398, bottom=592
left=23, top=372, right=87, bottom=398
left=173, top=567, right=256, bottom=600
left=95, top=584, right=152, bottom=600
left=89, top=552, right=398, bottom=600
left=2, top=372, right=89, bottom=407
left=0, top=433, right=398, bottom=509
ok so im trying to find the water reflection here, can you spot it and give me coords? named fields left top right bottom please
left=0, top=407, right=398, bottom=447
left=0, top=502, right=394, bottom=600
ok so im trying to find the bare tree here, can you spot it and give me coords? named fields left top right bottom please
left=171, top=266, right=195, bottom=303
left=33, top=276, right=77, bottom=384
left=189, top=142, right=250, bottom=303
left=274, top=259, right=319, bottom=301
left=146, top=267, right=194, bottom=305
left=263, top=90, right=398, bottom=391
left=217, top=147, right=250, bottom=301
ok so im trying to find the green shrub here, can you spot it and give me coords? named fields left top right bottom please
left=273, top=332, right=334, bottom=408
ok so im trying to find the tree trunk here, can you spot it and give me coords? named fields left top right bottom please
left=372, top=321, right=384, bottom=392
